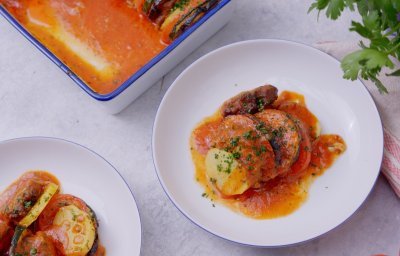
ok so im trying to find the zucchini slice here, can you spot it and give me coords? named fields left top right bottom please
left=51, top=205, right=97, bottom=255
left=9, top=226, right=25, bottom=256
left=37, top=194, right=100, bottom=256
left=18, top=183, right=59, bottom=228
left=170, top=0, right=218, bottom=40
left=9, top=183, right=59, bottom=256
left=161, top=0, right=218, bottom=42
left=0, top=171, right=59, bottom=223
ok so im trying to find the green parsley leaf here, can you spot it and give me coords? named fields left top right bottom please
left=325, top=0, right=346, bottom=20
left=342, top=49, right=394, bottom=79
left=309, top=0, right=400, bottom=93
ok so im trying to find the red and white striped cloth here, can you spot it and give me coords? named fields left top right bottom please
left=383, top=128, right=400, bottom=197
left=316, top=41, right=400, bottom=198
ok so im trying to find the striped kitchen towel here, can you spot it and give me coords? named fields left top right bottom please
left=316, top=41, right=400, bottom=198
left=383, top=128, right=400, bottom=197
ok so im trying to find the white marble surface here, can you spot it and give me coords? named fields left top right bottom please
left=0, top=0, right=399, bottom=255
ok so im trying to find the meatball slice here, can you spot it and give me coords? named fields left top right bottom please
left=278, top=101, right=321, bottom=140
left=221, top=85, right=278, bottom=117
left=0, top=219, right=13, bottom=253
left=14, top=231, right=58, bottom=256
left=254, top=109, right=301, bottom=176
left=205, top=115, right=275, bottom=196
left=0, top=171, right=59, bottom=224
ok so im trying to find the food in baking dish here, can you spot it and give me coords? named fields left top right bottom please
left=0, top=171, right=105, bottom=255
left=190, top=85, right=346, bottom=219
left=1, top=0, right=219, bottom=94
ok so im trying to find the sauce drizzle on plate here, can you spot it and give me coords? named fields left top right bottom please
left=190, top=88, right=346, bottom=219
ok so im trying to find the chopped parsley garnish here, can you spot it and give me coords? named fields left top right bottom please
left=257, top=98, right=265, bottom=111
left=272, top=127, right=286, bottom=138
left=223, top=156, right=234, bottom=174
left=232, top=152, right=241, bottom=159
left=171, top=0, right=189, bottom=12
left=23, top=200, right=32, bottom=209
left=230, top=137, right=240, bottom=147
left=255, top=122, right=269, bottom=134
left=260, top=145, right=267, bottom=153
left=243, top=131, right=252, bottom=140
left=246, top=154, right=253, bottom=161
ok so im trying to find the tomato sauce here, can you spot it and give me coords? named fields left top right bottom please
left=190, top=91, right=346, bottom=219
left=0, top=171, right=106, bottom=255
left=1, top=0, right=167, bottom=94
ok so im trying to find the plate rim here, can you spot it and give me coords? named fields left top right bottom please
left=0, top=136, right=143, bottom=254
left=152, top=38, right=384, bottom=248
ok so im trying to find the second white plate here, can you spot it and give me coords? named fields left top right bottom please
left=153, top=39, right=383, bottom=247
left=0, top=137, right=142, bottom=255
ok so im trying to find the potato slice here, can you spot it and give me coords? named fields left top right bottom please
left=205, top=148, right=250, bottom=196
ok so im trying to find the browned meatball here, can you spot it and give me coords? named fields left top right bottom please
left=15, top=231, right=58, bottom=256
left=254, top=109, right=301, bottom=177
left=221, top=85, right=278, bottom=117
left=0, top=179, right=42, bottom=223
left=0, top=219, right=13, bottom=253
left=0, top=171, right=59, bottom=224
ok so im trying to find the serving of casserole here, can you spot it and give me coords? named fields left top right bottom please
left=0, top=0, right=234, bottom=113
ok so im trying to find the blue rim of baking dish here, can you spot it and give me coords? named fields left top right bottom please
left=0, top=0, right=231, bottom=101
left=151, top=39, right=384, bottom=248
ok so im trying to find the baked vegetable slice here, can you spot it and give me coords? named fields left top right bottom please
left=205, top=148, right=250, bottom=196
left=205, top=115, right=276, bottom=196
left=254, top=110, right=302, bottom=177
left=48, top=204, right=97, bottom=255
left=0, top=171, right=60, bottom=224
left=9, top=183, right=59, bottom=256
left=160, top=0, right=219, bottom=42
left=278, top=101, right=321, bottom=140
left=37, top=194, right=100, bottom=256
left=146, top=0, right=180, bottom=25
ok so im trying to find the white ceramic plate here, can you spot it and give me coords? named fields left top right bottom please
left=0, top=137, right=142, bottom=254
left=153, top=39, right=383, bottom=247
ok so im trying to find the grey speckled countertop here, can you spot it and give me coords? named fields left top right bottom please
left=0, top=0, right=399, bottom=255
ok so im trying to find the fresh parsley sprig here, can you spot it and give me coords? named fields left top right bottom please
left=309, top=0, right=400, bottom=93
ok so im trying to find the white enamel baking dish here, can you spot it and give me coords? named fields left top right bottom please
left=0, top=0, right=235, bottom=113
